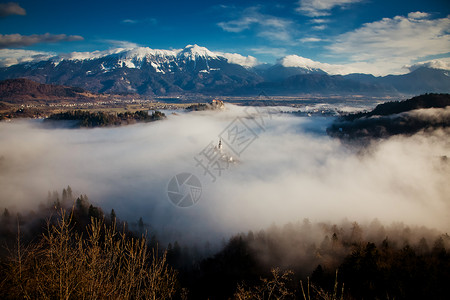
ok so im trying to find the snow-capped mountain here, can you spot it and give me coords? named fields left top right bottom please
left=0, top=44, right=449, bottom=96
left=0, top=45, right=264, bottom=95
left=51, top=44, right=256, bottom=74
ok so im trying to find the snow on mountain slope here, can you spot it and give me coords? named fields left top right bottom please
left=46, top=45, right=258, bottom=72
left=3, top=44, right=448, bottom=96
left=52, top=48, right=127, bottom=66
left=178, top=44, right=219, bottom=60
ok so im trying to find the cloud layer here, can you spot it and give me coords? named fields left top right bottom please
left=0, top=33, right=84, bottom=49
left=0, top=49, right=54, bottom=67
left=218, top=52, right=260, bottom=68
left=328, top=13, right=450, bottom=74
left=279, top=54, right=358, bottom=74
left=406, top=57, right=450, bottom=72
left=215, top=5, right=450, bottom=75
left=297, top=0, right=363, bottom=17
left=278, top=53, right=450, bottom=76
left=0, top=2, right=25, bottom=18
left=0, top=106, right=449, bottom=245
left=218, top=7, right=296, bottom=43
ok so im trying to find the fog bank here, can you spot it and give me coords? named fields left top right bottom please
left=0, top=105, right=449, bottom=244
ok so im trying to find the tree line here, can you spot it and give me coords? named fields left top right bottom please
left=45, top=110, right=166, bottom=127
left=1, top=187, right=449, bottom=299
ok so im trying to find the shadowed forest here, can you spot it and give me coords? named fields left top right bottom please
left=45, top=110, right=166, bottom=127
left=1, top=187, right=449, bottom=299
left=327, top=93, right=450, bottom=140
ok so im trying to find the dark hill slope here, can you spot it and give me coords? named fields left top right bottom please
left=327, top=93, right=450, bottom=140
left=0, top=78, right=91, bottom=102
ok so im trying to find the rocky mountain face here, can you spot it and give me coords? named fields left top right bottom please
left=0, top=45, right=449, bottom=96
left=0, top=45, right=263, bottom=96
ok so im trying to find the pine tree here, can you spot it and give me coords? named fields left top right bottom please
left=110, top=209, right=116, bottom=223
left=138, top=217, right=144, bottom=232
left=62, top=188, right=68, bottom=203
left=67, top=185, right=73, bottom=201
left=3, top=208, right=10, bottom=219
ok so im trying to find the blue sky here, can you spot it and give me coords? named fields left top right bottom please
left=0, top=0, right=449, bottom=75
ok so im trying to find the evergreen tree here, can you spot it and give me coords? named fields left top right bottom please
left=67, top=185, right=73, bottom=201
left=110, top=209, right=116, bottom=223
left=138, top=217, right=144, bottom=232
left=62, top=188, right=68, bottom=203
left=52, top=190, right=59, bottom=202
left=88, top=205, right=102, bottom=219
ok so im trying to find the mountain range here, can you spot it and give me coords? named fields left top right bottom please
left=1, top=45, right=449, bottom=96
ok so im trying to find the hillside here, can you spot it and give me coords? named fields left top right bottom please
left=327, top=93, right=450, bottom=140
left=343, top=67, right=450, bottom=94
left=0, top=78, right=94, bottom=102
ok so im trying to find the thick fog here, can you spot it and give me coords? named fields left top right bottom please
left=0, top=104, right=449, bottom=244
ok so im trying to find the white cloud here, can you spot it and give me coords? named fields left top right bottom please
left=0, top=48, right=132, bottom=67
left=122, top=19, right=138, bottom=24
left=310, top=18, right=329, bottom=24
left=406, top=58, right=450, bottom=72
left=297, top=0, right=363, bottom=17
left=328, top=13, right=450, bottom=75
left=251, top=46, right=289, bottom=57
left=408, top=11, right=430, bottom=19
left=0, top=2, right=25, bottom=17
left=218, top=7, right=295, bottom=43
left=299, top=37, right=323, bottom=42
left=279, top=54, right=360, bottom=74
left=0, top=49, right=55, bottom=67
left=279, top=54, right=410, bottom=75
left=312, top=25, right=326, bottom=30
left=121, top=18, right=157, bottom=25
left=218, top=52, right=260, bottom=68
left=0, top=33, right=84, bottom=49
left=309, top=18, right=330, bottom=29
left=103, top=40, right=140, bottom=49
left=218, top=16, right=259, bottom=33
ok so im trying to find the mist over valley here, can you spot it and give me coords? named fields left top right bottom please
left=1, top=0, right=450, bottom=297
left=1, top=101, right=449, bottom=244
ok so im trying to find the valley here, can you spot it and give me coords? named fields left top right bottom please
left=1, top=1, right=449, bottom=298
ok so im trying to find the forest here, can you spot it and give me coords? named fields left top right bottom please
left=45, top=110, right=166, bottom=127
left=0, top=187, right=449, bottom=299
left=327, top=93, right=450, bottom=140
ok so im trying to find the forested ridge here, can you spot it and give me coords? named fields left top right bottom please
left=328, top=93, right=450, bottom=140
left=0, top=78, right=89, bottom=102
left=45, top=109, right=166, bottom=127
left=1, top=187, right=449, bottom=299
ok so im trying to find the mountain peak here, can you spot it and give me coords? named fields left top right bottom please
left=179, top=44, right=218, bottom=60
left=120, top=47, right=178, bottom=60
